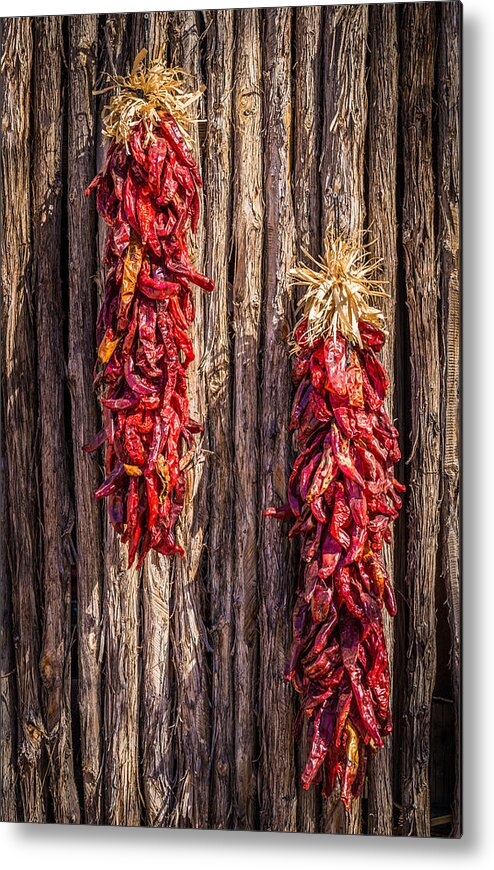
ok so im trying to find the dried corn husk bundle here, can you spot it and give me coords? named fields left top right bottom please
left=290, top=230, right=388, bottom=351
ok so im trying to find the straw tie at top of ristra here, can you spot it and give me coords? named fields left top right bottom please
left=84, top=49, right=214, bottom=569
left=265, top=229, right=405, bottom=810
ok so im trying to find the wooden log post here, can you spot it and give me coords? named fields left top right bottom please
left=202, top=8, right=235, bottom=830
left=231, top=7, right=264, bottom=831
left=97, top=15, right=140, bottom=829
left=366, top=3, right=399, bottom=837
left=319, top=3, right=368, bottom=835
left=0, top=466, right=16, bottom=822
left=127, top=13, right=178, bottom=829
left=32, top=16, right=80, bottom=824
left=258, top=6, right=297, bottom=833
left=95, top=11, right=144, bottom=829
left=67, top=15, right=104, bottom=825
left=320, top=5, right=368, bottom=239
left=1, top=17, right=46, bottom=824
left=293, top=4, right=323, bottom=834
left=169, top=11, right=211, bottom=830
left=400, top=3, right=440, bottom=838
left=294, top=5, right=322, bottom=261
left=437, top=0, right=461, bottom=839
left=129, top=11, right=169, bottom=61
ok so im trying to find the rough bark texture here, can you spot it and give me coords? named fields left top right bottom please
left=94, top=11, right=141, bottom=829
left=400, top=4, right=440, bottom=839
left=293, top=4, right=323, bottom=834
left=1, top=17, right=46, bottom=824
left=437, top=0, right=461, bottom=839
left=366, top=3, right=399, bottom=837
left=67, top=16, right=104, bottom=825
left=319, top=3, right=368, bottom=836
left=258, top=7, right=297, bottom=834
left=103, top=533, right=140, bottom=826
left=231, top=7, right=263, bottom=832
left=0, top=416, right=16, bottom=823
left=32, top=16, right=80, bottom=824
left=103, top=16, right=142, bottom=830
left=294, top=5, right=322, bottom=261
left=203, top=8, right=235, bottom=830
left=131, top=13, right=176, bottom=830
left=169, top=11, right=211, bottom=830
left=129, top=10, right=169, bottom=61
left=1, top=6, right=461, bottom=835
left=320, top=5, right=368, bottom=237
left=141, top=550, right=174, bottom=827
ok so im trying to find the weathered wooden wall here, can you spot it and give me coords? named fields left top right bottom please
left=0, top=3, right=461, bottom=837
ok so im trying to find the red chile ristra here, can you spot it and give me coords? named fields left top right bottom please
left=84, top=52, right=213, bottom=568
left=265, top=232, right=404, bottom=809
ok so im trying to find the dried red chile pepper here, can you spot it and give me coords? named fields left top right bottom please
left=85, top=56, right=213, bottom=567
left=266, top=234, right=404, bottom=809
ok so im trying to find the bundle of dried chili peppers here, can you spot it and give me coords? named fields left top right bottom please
left=265, top=232, right=404, bottom=809
left=85, top=52, right=213, bottom=568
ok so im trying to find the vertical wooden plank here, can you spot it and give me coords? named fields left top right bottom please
left=231, top=7, right=263, bottom=831
left=437, top=0, right=461, bottom=839
left=319, top=3, right=368, bottom=835
left=94, top=17, right=130, bottom=828
left=258, top=6, right=297, bottom=833
left=141, top=546, right=175, bottom=827
left=320, top=4, right=368, bottom=239
left=400, top=2, right=439, bottom=838
left=103, top=538, right=140, bottom=826
left=97, top=14, right=140, bottom=828
left=121, top=12, right=178, bottom=829
left=1, top=17, right=46, bottom=824
left=294, top=5, right=322, bottom=260
left=129, top=11, right=169, bottom=60
left=0, top=464, right=17, bottom=822
left=366, top=3, right=399, bottom=837
left=293, top=4, right=323, bottom=833
left=141, top=549, right=174, bottom=828
left=202, top=8, right=235, bottom=830
left=168, top=11, right=211, bottom=830
left=32, top=16, right=80, bottom=824
left=67, top=14, right=104, bottom=825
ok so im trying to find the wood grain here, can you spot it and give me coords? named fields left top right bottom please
left=32, top=16, right=80, bottom=824
left=437, top=0, right=461, bottom=839
left=0, top=461, right=16, bottom=821
left=258, top=6, right=297, bottom=833
left=231, top=7, right=264, bottom=831
left=294, top=5, right=322, bottom=260
left=319, top=3, right=368, bottom=836
left=366, top=3, right=399, bottom=837
left=169, top=11, right=211, bottom=830
left=99, top=15, right=141, bottom=828
left=202, top=8, right=235, bottom=829
left=293, top=4, right=323, bottom=833
left=131, top=13, right=177, bottom=829
left=129, top=11, right=169, bottom=61
left=400, top=3, right=440, bottom=838
left=320, top=4, right=368, bottom=237
left=67, top=15, right=104, bottom=824
left=1, top=17, right=46, bottom=823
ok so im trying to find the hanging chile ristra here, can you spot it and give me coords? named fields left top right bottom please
left=265, top=231, right=405, bottom=809
left=84, top=50, right=213, bottom=568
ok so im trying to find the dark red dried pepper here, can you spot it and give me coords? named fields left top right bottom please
left=265, top=233, right=404, bottom=809
left=85, top=57, right=213, bottom=567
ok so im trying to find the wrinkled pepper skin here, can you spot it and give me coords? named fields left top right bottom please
left=86, top=115, right=213, bottom=568
left=265, top=318, right=404, bottom=809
